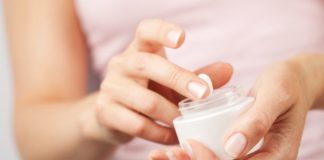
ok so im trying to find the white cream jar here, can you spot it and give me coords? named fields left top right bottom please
left=173, top=86, right=261, bottom=159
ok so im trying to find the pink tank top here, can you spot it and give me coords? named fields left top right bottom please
left=75, top=0, right=324, bottom=159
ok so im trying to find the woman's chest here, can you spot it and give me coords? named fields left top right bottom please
left=76, top=0, right=324, bottom=78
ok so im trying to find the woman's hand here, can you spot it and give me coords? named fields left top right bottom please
left=149, top=54, right=323, bottom=160
left=222, top=60, right=311, bottom=159
left=80, top=19, right=233, bottom=146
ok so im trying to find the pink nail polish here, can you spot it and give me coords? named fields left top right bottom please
left=224, top=133, right=247, bottom=158
left=187, top=81, right=207, bottom=99
left=166, top=30, right=181, bottom=45
left=198, top=73, right=213, bottom=97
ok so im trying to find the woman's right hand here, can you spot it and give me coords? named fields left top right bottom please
left=80, top=19, right=233, bottom=146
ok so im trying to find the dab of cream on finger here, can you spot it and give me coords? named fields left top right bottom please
left=198, top=73, right=213, bottom=98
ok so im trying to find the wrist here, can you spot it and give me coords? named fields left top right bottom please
left=288, top=53, right=324, bottom=109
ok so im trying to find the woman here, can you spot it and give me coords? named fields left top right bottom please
left=4, top=0, right=324, bottom=159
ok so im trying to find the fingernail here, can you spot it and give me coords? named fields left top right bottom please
left=187, top=81, right=207, bottom=99
left=198, top=74, right=213, bottom=96
left=167, top=30, right=181, bottom=45
left=166, top=150, right=176, bottom=160
left=183, top=140, right=193, bottom=158
left=224, top=133, right=247, bottom=158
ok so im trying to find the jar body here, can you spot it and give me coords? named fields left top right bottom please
left=173, top=95, right=259, bottom=159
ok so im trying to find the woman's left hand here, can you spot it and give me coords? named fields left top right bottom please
left=149, top=55, right=321, bottom=160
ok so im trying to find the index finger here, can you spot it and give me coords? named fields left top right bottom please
left=127, top=19, right=185, bottom=53
left=118, top=52, right=210, bottom=100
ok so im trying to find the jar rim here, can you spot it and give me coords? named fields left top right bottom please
left=178, top=86, right=242, bottom=115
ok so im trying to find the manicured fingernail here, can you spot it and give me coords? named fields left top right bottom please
left=183, top=140, right=193, bottom=158
left=224, top=133, right=247, bottom=158
left=198, top=74, right=213, bottom=96
left=166, top=150, right=176, bottom=160
left=167, top=30, right=181, bottom=45
left=187, top=81, right=207, bottom=99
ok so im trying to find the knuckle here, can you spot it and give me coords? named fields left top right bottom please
left=142, top=95, right=159, bottom=114
left=168, top=68, right=182, bottom=87
left=136, top=19, right=151, bottom=35
left=250, top=110, right=271, bottom=136
left=275, top=86, right=295, bottom=105
left=133, top=53, right=150, bottom=73
left=132, top=119, right=147, bottom=136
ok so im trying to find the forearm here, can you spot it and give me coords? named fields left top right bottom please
left=15, top=93, right=116, bottom=160
left=290, top=53, right=324, bottom=109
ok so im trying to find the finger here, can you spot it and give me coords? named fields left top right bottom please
left=194, top=62, right=233, bottom=88
left=149, top=147, right=190, bottom=160
left=114, top=52, right=210, bottom=100
left=100, top=77, right=179, bottom=126
left=95, top=99, right=177, bottom=144
left=148, top=61, right=233, bottom=105
left=148, top=81, right=179, bottom=104
left=245, top=105, right=305, bottom=160
left=128, top=19, right=185, bottom=53
left=186, top=139, right=219, bottom=160
left=223, top=86, right=295, bottom=159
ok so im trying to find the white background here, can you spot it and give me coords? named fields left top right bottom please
left=0, top=1, right=20, bottom=159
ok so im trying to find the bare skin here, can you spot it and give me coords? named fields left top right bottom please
left=4, top=1, right=233, bottom=160
left=149, top=54, right=324, bottom=160
left=5, top=1, right=324, bottom=160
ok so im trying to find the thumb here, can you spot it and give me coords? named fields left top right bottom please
left=223, top=86, right=292, bottom=159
